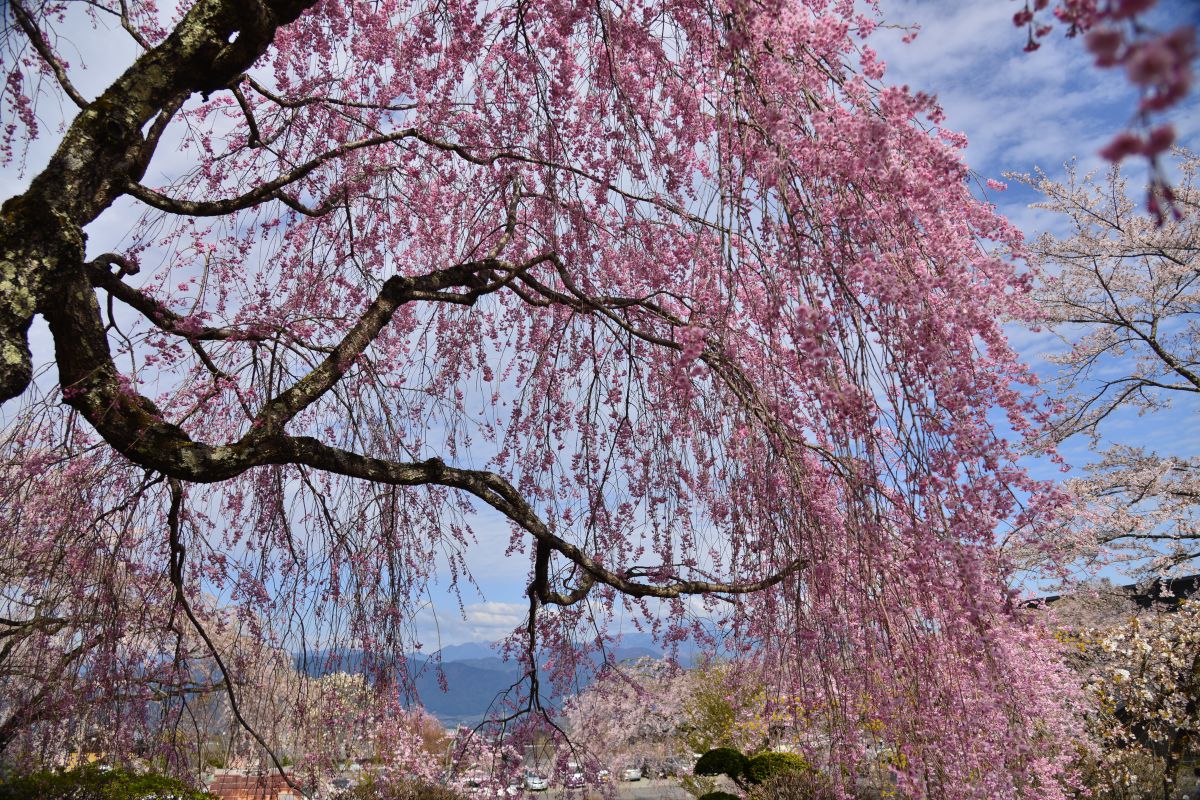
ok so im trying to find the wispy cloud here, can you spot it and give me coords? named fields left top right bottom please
left=875, top=0, right=1135, bottom=180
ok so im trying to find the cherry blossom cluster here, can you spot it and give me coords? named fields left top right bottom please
left=1074, top=600, right=1200, bottom=796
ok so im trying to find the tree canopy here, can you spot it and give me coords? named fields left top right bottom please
left=0, top=0, right=1152, bottom=797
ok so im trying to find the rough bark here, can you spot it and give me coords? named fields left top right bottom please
left=0, top=0, right=316, bottom=402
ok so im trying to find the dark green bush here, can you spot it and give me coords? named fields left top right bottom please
left=0, top=766, right=215, bottom=800
left=695, top=747, right=750, bottom=782
left=745, top=752, right=811, bottom=785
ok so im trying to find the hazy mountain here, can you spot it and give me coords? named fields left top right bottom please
left=409, top=658, right=525, bottom=726
left=428, top=641, right=498, bottom=662
left=301, top=633, right=703, bottom=726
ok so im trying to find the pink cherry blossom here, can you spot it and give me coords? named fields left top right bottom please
left=0, top=1, right=1097, bottom=796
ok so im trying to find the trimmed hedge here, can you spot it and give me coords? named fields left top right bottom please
left=747, top=771, right=840, bottom=800
left=0, top=766, right=215, bottom=800
left=745, top=752, right=810, bottom=785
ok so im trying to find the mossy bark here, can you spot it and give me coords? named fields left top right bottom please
left=0, top=0, right=316, bottom=405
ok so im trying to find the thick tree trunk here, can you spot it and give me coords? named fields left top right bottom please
left=0, top=0, right=317, bottom=404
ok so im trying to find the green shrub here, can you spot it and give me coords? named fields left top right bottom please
left=695, top=747, right=750, bottom=783
left=745, top=752, right=811, bottom=785
left=0, top=766, right=215, bottom=800
left=679, top=772, right=719, bottom=799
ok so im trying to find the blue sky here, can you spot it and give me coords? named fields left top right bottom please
left=873, top=1, right=1199, bottom=502
left=2, top=0, right=1197, bottom=646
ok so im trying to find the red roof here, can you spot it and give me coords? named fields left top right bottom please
left=207, top=772, right=301, bottom=800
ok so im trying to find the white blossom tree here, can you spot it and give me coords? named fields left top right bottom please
left=562, top=659, right=697, bottom=777
left=1077, top=600, right=1200, bottom=800
left=1019, top=150, right=1200, bottom=572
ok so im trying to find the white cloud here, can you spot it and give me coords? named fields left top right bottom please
left=416, top=600, right=529, bottom=648
left=875, top=0, right=1134, bottom=178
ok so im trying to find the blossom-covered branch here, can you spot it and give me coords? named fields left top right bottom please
left=1018, top=150, right=1199, bottom=571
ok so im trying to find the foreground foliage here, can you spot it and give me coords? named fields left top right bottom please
left=0, top=766, right=215, bottom=800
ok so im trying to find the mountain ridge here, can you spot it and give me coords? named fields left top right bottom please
left=300, top=633, right=699, bottom=727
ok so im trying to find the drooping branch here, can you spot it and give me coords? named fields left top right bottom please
left=87, top=257, right=267, bottom=342
left=7, top=2, right=89, bottom=109
left=244, top=75, right=419, bottom=113
left=60, top=260, right=801, bottom=609
left=52, top=244, right=804, bottom=607
left=284, top=439, right=808, bottom=604
left=252, top=255, right=547, bottom=433
left=127, top=126, right=711, bottom=228
left=63, top=176, right=809, bottom=608
left=165, top=478, right=297, bottom=792
left=124, top=129, right=438, bottom=217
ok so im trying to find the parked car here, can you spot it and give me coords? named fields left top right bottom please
left=564, top=771, right=585, bottom=788
left=328, top=776, right=355, bottom=797
left=596, top=769, right=611, bottom=783
left=621, top=766, right=642, bottom=782
left=523, top=772, right=549, bottom=791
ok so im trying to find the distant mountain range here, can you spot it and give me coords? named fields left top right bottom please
left=300, top=633, right=698, bottom=727
left=409, top=635, right=682, bottom=726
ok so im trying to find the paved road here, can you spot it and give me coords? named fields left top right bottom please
left=614, top=779, right=690, bottom=800
left=541, top=779, right=691, bottom=800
